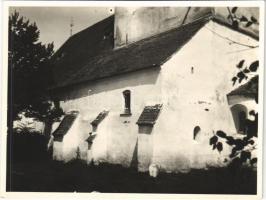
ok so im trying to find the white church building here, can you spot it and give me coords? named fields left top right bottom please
left=49, top=7, right=259, bottom=173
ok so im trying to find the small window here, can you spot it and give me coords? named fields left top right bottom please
left=193, top=126, right=201, bottom=140
left=121, top=90, right=131, bottom=116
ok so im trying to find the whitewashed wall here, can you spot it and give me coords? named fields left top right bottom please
left=54, top=21, right=258, bottom=172
left=114, top=7, right=212, bottom=48
left=56, top=67, right=161, bottom=165
left=151, top=20, right=258, bottom=172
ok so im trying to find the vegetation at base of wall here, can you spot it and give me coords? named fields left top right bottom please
left=7, top=160, right=256, bottom=193
left=7, top=129, right=51, bottom=163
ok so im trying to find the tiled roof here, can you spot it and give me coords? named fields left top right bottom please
left=50, top=8, right=259, bottom=90
left=51, top=17, right=209, bottom=89
left=137, top=104, right=163, bottom=126
left=51, top=15, right=114, bottom=88
left=227, top=75, right=258, bottom=98
left=91, top=110, right=109, bottom=126
left=53, top=111, right=79, bottom=142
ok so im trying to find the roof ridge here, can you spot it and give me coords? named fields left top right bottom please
left=53, top=15, right=114, bottom=57
left=69, top=14, right=114, bottom=40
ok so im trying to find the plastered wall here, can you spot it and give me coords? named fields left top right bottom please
left=53, top=21, right=259, bottom=172
left=114, top=7, right=212, bottom=48
left=114, top=7, right=259, bottom=48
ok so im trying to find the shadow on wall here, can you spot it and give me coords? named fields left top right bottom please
left=52, top=67, right=161, bottom=101
left=130, top=140, right=138, bottom=169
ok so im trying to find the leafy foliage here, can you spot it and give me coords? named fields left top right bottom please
left=8, top=11, right=62, bottom=125
left=216, top=130, right=227, bottom=138
left=7, top=130, right=50, bottom=163
left=228, top=7, right=258, bottom=30
left=209, top=130, right=257, bottom=167
left=13, top=121, right=35, bottom=134
left=231, top=60, right=259, bottom=85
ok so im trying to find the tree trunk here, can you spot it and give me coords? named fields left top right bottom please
left=44, top=119, right=53, bottom=139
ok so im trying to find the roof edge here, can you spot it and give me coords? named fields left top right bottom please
left=211, top=16, right=259, bottom=41
left=52, top=15, right=115, bottom=59
left=50, top=16, right=210, bottom=91
left=49, top=64, right=160, bottom=91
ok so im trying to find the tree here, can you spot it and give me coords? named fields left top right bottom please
left=8, top=11, right=63, bottom=136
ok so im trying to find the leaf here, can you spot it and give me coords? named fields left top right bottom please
left=237, top=71, right=245, bottom=79
left=216, top=142, right=223, bottom=153
left=249, top=60, right=259, bottom=72
left=248, top=140, right=255, bottom=145
left=250, top=16, right=257, bottom=23
left=232, top=20, right=239, bottom=29
left=240, top=151, right=251, bottom=162
left=240, top=16, right=248, bottom=22
left=209, top=135, right=218, bottom=145
left=250, top=158, right=257, bottom=165
left=234, top=139, right=245, bottom=150
left=243, top=67, right=250, bottom=73
left=216, top=130, right=227, bottom=138
left=237, top=71, right=247, bottom=83
left=226, top=136, right=235, bottom=145
left=232, top=76, right=237, bottom=86
left=249, top=110, right=256, bottom=116
left=246, top=21, right=253, bottom=27
left=243, top=136, right=249, bottom=142
left=236, top=60, right=245, bottom=69
left=231, top=7, right=238, bottom=14
left=229, top=147, right=237, bottom=158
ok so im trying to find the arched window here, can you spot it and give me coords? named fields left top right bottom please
left=230, top=104, right=248, bottom=134
left=193, top=126, right=201, bottom=140
left=121, top=90, right=131, bottom=116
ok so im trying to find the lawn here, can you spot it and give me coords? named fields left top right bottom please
left=6, top=132, right=257, bottom=194
left=6, top=159, right=257, bottom=194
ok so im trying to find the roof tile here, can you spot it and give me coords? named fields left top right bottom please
left=53, top=111, right=79, bottom=142
left=137, top=104, right=162, bottom=125
left=51, top=17, right=208, bottom=89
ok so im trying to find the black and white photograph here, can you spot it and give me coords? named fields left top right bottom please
left=0, top=1, right=264, bottom=198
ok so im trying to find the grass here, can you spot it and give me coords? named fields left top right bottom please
left=6, top=159, right=257, bottom=194
left=6, top=131, right=257, bottom=194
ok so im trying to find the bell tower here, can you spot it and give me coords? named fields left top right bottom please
left=114, top=7, right=212, bottom=48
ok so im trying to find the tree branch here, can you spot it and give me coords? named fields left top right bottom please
left=227, top=7, right=234, bottom=22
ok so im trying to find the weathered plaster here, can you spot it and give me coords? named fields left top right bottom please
left=114, top=7, right=212, bottom=48
left=52, top=21, right=259, bottom=172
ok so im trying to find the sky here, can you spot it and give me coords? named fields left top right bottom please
left=9, top=7, right=114, bottom=51
left=9, top=6, right=259, bottom=51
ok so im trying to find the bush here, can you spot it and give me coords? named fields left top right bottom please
left=7, top=130, right=50, bottom=163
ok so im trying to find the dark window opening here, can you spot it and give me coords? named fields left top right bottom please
left=230, top=104, right=248, bottom=134
left=121, top=90, right=131, bottom=116
left=193, top=126, right=201, bottom=140
left=238, top=111, right=247, bottom=132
